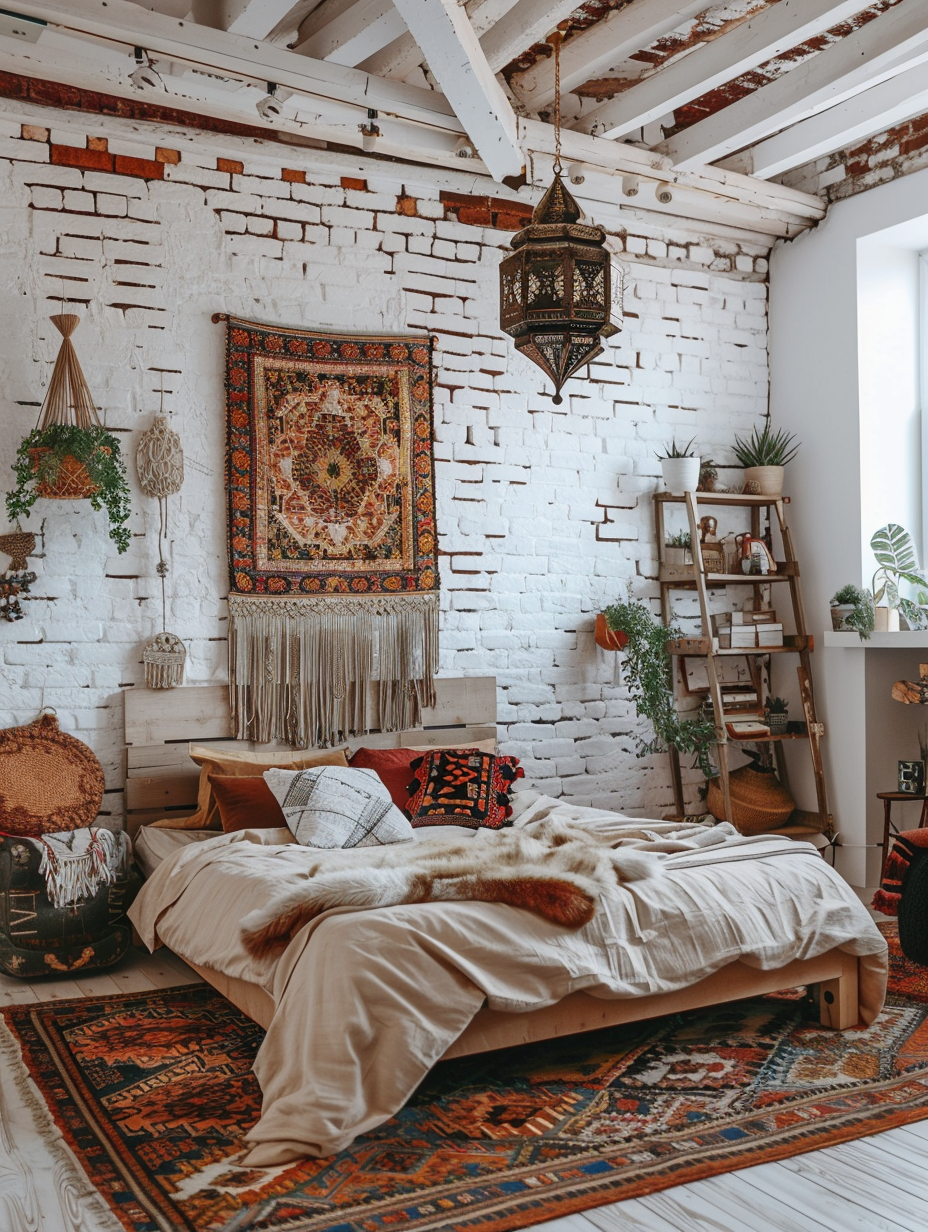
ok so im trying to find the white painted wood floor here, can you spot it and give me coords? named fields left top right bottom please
left=1, top=908, right=926, bottom=1232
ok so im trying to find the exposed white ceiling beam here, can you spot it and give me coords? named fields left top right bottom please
left=294, top=0, right=407, bottom=67
left=360, top=0, right=576, bottom=84
left=659, top=0, right=928, bottom=168
left=209, top=0, right=305, bottom=39
left=732, top=59, right=928, bottom=179
left=479, top=0, right=584, bottom=74
left=390, top=0, right=523, bottom=180
left=10, top=0, right=463, bottom=132
left=576, top=0, right=867, bottom=140
left=509, top=0, right=707, bottom=114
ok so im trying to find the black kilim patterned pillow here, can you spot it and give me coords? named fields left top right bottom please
left=405, top=750, right=523, bottom=830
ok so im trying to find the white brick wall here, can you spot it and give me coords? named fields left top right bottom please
left=0, top=104, right=771, bottom=827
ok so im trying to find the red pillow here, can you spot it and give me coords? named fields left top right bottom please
left=405, top=750, right=523, bottom=831
left=348, top=747, right=423, bottom=811
left=208, top=775, right=287, bottom=833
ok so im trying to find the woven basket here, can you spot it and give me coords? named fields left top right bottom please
left=706, top=762, right=794, bottom=835
left=29, top=447, right=102, bottom=500
left=0, top=713, right=104, bottom=836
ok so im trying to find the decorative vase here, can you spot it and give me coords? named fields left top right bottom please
left=743, top=465, right=784, bottom=496
left=594, top=613, right=628, bottom=651
left=661, top=456, right=700, bottom=495
left=874, top=606, right=900, bottom=632
left=830, top=604, right=855, bottom=632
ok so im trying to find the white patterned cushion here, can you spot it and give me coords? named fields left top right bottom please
left=263, top=766, right=415, bottom=848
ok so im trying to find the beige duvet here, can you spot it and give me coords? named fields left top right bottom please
left=129, top=792, right=888, bottom=1165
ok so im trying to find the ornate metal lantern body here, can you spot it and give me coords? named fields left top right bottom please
left=499, top=173, right=617, bottom=405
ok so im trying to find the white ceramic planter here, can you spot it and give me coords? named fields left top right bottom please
left=743, top=465, right=784, bottom=496
left=874, top=605, right=900, bottom=632
left=830, top=604, right=855, bottom=632
left=661, top=456, right=700, bottom=494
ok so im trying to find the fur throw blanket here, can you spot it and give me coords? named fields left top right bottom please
left=241, top=816, right=661, bottom=959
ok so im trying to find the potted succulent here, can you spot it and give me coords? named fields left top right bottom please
left=871, top=524, right=928, bottom=631
left=731, top=423, right=799, bottom=497
left=656, top=437, right=700, bottom=495
left=764, top=695, right=789, bottom=735
left=664, top=530, right=692, bottom=568
left=829, top=584, right=875, bottom=639
left=602, top=595, right=717, bottom=776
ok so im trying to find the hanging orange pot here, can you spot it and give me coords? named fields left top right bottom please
left=595, top=613, right=628, bottom=651
left=28, top=446, right=105, bottom=499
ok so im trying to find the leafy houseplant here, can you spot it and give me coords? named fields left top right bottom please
left=764, top=695, right=789, bottom=735
left=603, top=596, right=717, bottom=778
left=656, top=437, right=700, bottom=496
left=870, top=524, right=928, bottom=631
left=4, top=313, right=132, bottom=554
left=731, top=423, right=799, bottom=497
left=829, top=583, right=875, bottom=640
left=6, top=424, right=131, bottom=553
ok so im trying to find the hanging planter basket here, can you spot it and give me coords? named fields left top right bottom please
left=595, top=613, right=629, bottom=651
left=5, top=314, right=131, bottom=552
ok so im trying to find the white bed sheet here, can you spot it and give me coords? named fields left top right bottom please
left=129, top=793, right=888, bottom=1164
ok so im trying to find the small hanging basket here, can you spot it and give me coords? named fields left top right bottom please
left=28, top=444, right=109, bottom=500
left=595, top=613, right=629, bottom=651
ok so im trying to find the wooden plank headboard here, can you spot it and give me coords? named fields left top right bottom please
left=124, top=677, right=497, bottom=833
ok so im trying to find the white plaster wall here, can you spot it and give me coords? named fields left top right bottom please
left=770, top=163, right=928, bottom=885
left=0, top=101, right=771, bottom=830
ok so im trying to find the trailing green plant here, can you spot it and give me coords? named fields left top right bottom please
left=870, top=524, right=928, bottom=630
left=829, top=583, right=875, bottom=640
left=664, top=531, right=691, bottom=549
left=6, top=424, right=132, bottom=553
left=764, top=696, right=788, bottom=715
left=731, top=423, right=800, bottom=468
left=656, top=436, right=697, bottom=460
left=603, top=595, right=717, bottom=777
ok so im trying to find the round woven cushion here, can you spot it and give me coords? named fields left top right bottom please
left=0, top=714, right=104, bottom=836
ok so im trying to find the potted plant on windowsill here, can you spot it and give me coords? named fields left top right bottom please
left=601, top=595, right=717, bottom=777
left=656, top=438, right=700, bottom=495
left=871, top=524, right=928, bottom=632
left=731, top=423, right=799, bottom=497
left=829, top=584, right=875, bottom=639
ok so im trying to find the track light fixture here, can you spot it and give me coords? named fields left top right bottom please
left=256, top=82, right=292, bottom=121
left=655, top=183, right=673, bottom=204
left=621, top=175, right=639, bottom=198
left=360, top=109, right=381, bottom=153
left=129, top=47, right=163, bottom=91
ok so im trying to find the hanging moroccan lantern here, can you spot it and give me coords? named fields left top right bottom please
left=499, top=31, right=618, bottom=405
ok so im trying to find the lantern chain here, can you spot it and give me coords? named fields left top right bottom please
left=552, top=29, right=563, bottom=176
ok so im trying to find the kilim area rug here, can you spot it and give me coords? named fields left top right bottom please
left=2, top=924, right=928, bottom=1232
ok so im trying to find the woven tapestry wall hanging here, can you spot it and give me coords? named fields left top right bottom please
left=223, top=317, right=439, bottom=747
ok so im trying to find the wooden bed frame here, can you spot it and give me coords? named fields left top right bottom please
left=124, top=679, right=862, bottom=1039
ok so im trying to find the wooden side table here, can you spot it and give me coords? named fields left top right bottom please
left=877, top=792, right=928, bottom=882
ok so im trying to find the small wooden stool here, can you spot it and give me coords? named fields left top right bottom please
left=877, top=792, right=928, bottom=882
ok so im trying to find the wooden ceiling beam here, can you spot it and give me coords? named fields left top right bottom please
left=213, top=0, right=306, bottom=40
left=509, top=0, right=707, bottom=114
left=660, top=0, right=928, bottom=168
left=575, top=0, right=866, bottom=140
left=732, top=59, right=928, bottom=179
left=293, top=0, right=407, bottom=67
left=390, top=0, right=523, bottom=179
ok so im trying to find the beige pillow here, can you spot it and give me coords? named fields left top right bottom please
left=148, top=744, right=350, bottom=831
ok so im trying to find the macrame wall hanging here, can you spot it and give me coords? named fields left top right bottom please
left=0, top=528, right=36, bottom=622
left=136, top=396, right=186, bottom=689
left=219, top=315, right=440, bottom=748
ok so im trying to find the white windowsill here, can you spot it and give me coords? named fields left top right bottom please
left=823, top=631, right=928, bottom=647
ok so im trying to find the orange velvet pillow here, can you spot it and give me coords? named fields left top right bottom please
left=208, top=775, right=287, bottom=833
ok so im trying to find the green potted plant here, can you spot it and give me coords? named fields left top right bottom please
left=829, top=584, right=875, bottom=640
left=731, top=423, right=799, bottom=497
left=870, top=524, right=928, bottom=631
left=664, top=530, right=692, bottom=568
left=5, top=313, right=131, bottom=554
left=656, top=437, right=700, bottom=495
left=764, top=695, right=789, bottom=735
left=602, top=595, right=717, bottom=777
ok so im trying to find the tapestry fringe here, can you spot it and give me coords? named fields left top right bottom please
left=228, top=593, right=439, bottom=747
left=32, top=828, right=130, bottom=909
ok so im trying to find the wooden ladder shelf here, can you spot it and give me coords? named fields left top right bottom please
left=654, top=490, right=832, bottom=838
